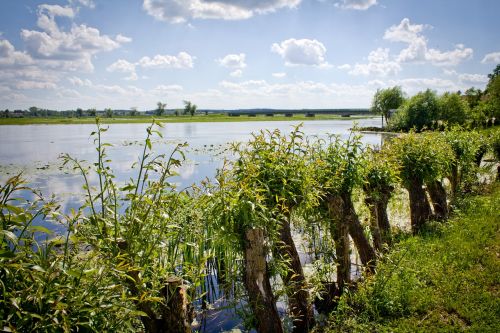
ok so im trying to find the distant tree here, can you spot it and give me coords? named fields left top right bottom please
left=105, top=108, right=113, bottom=118
left=29, top=106, right=39, bottom=117
left=2, top=109, right=9, bottom=118
left=464, top=87, right=483, bottom=109
left=183, top=100, right=197, bottom=117
left=88, top=108, right=97, bottom=117
left=389, top=89, right=439, bottom=131
left=438, top=92, right=470, bottom=125
left=76, top=108, right=83, bottom=118
left=156, top=102, right=166, bottom=116
left=174, top=109, right=180, bottom=116
left=130, top=107, right=138, bottom=116
left=487, top=64, right=500, bottom=81
left=371, top=86, right=405, bottom=125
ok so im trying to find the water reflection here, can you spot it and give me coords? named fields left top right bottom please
left=0, top=119, right=384, bottom=222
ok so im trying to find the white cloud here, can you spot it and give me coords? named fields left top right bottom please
left=335, top=0, right=377, bottom=10
left=217, top=53, right=247, bottom=69
left=271, top=38, right=330, bottom=67
left=20, top=4, right=127, bottom=72
left=68, top=76, right=92, bottom=86
left=153, top=84, right=184, bottom=94
left=0, top=39, right=33, bottom=66
left=337, top=64, right=351, bottom=70
left=116, top=34, right=132, bottom=43
left=349, top=48, right=401, bottom=76
left=230, top=69, right=243, bottom=77
left=383, top=18, right=427, bottom=44
left=458, top=73, right=488, bottom=84
left=15, top=80, right=57, bottom=90
left=71, top=0, right=96, bottom=9
left=143, top=0, right=301, bottom=23
left=138, top=52, right=194, bottom=69
left=106, top=59, right=136, bottom=73
left=272, top=72, right=286, bottom=78
left=481, top=51, right=500, bottom=64
left=384, top=18, right=472, bottom=67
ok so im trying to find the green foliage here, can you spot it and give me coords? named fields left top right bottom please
left=362, top=148, right=399, bottom=201
left=155, top=102, right=166, bottom=116
left=438, top=92, right=470, bottom=125
left=389, top=89, right=440, bottom=132
left=490, top=127, right=500, bottom=161
left=371, top=86, right=405, bottom=124
left=183, top=100, right=197, bottom=117
left=387, top=131, right=454, bottom=187
left=104, top=108, right=113, bottom=118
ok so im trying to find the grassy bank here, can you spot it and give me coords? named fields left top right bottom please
left=0, top=114, right=372, bottom=125
left=324, top=183, right=500, bottom=332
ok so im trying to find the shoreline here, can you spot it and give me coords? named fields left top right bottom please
left=0, top=114, right=376, bottom=125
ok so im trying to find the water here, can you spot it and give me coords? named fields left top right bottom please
left=0, top=118, right=386, bottom=331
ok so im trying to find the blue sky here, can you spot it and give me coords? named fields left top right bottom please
left=0, top=0, right=499, bottom=110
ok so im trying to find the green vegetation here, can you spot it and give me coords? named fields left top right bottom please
left=323, top=183, right=500, bottom=332
left=385, top=64, right=500, bottom=131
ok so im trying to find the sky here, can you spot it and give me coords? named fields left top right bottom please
left=0, top=0, right=499, bottom=111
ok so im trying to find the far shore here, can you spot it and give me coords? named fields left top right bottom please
left=0, top=114, right=377, bottom=125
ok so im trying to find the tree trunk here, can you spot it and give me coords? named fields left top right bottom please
left=243, top=228, right=283, bottom=333
left=364, top=196, right=382, bottom=252
left=327, top=195, right=350, bottom=293
left=426, top=180, right=448, bottom=220
left=342, top=192, right=377, bottom=272
left=159, top=276, right=194, bottom=333
left=276, top=218, right=314, bottom=333
left=407, top=178, right=432, bottom=234
left=377, top=187, right=393, bottom=246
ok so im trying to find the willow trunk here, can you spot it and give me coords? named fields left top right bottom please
left=243, top=228, right=283, bottom=333
left=276, top=218, right=314, bottom=333
left=407, top=178, right=432, bottom=233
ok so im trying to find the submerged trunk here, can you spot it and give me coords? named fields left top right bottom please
left=407, top=178, right=432, bottom=234
left=327, top=195, right=350, bottom=293
left=426, top=179, right=448, bottom=220
left=364, top=196, right=382, bottom=252
left=276, top=218, right=314, bottom=333
left=342, top=192, right=376, bottom=272
left=243, top=228, right=283, bottom=333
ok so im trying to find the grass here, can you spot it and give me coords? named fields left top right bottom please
left=323, top=183, right=500, bottom=332
left=0, top=114, right=372, bottom=125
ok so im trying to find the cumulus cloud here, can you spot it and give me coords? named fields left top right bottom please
left=481, top=51, right=500, bottom=64
left=271, top=38, right=330, bottom=67
left=335, top=0, right=377, bottom=10
left=138, top=52, right=194, bottom=69
left=384, top=18, right=472, bottom=66
left=0, top=39, right=33, bottom=67
left=70, top=0, right=96, bottom=9
left=230, top=69, right=243, bottom=77
left=217, top=53, right=247, bottom=69
left=337, top=64, right=351, bottom=70
left=20, top=4, right=129, bottom=72
left=67, top=76, right=92, bottom=86
left=106, top=59, right=136, bottom=73
left=153, top=84, right=184, bottom=94
left=143, top=0, right=301, bottom=23
left=349, top=48, right=401, bottom=76
left=116, top=34, right=132, bottom=43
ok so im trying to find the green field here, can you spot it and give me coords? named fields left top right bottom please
left=0, top=114, right=374, bottom=125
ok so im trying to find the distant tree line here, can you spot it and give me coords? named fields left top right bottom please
left=372, top=64, right=500, bottom=131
